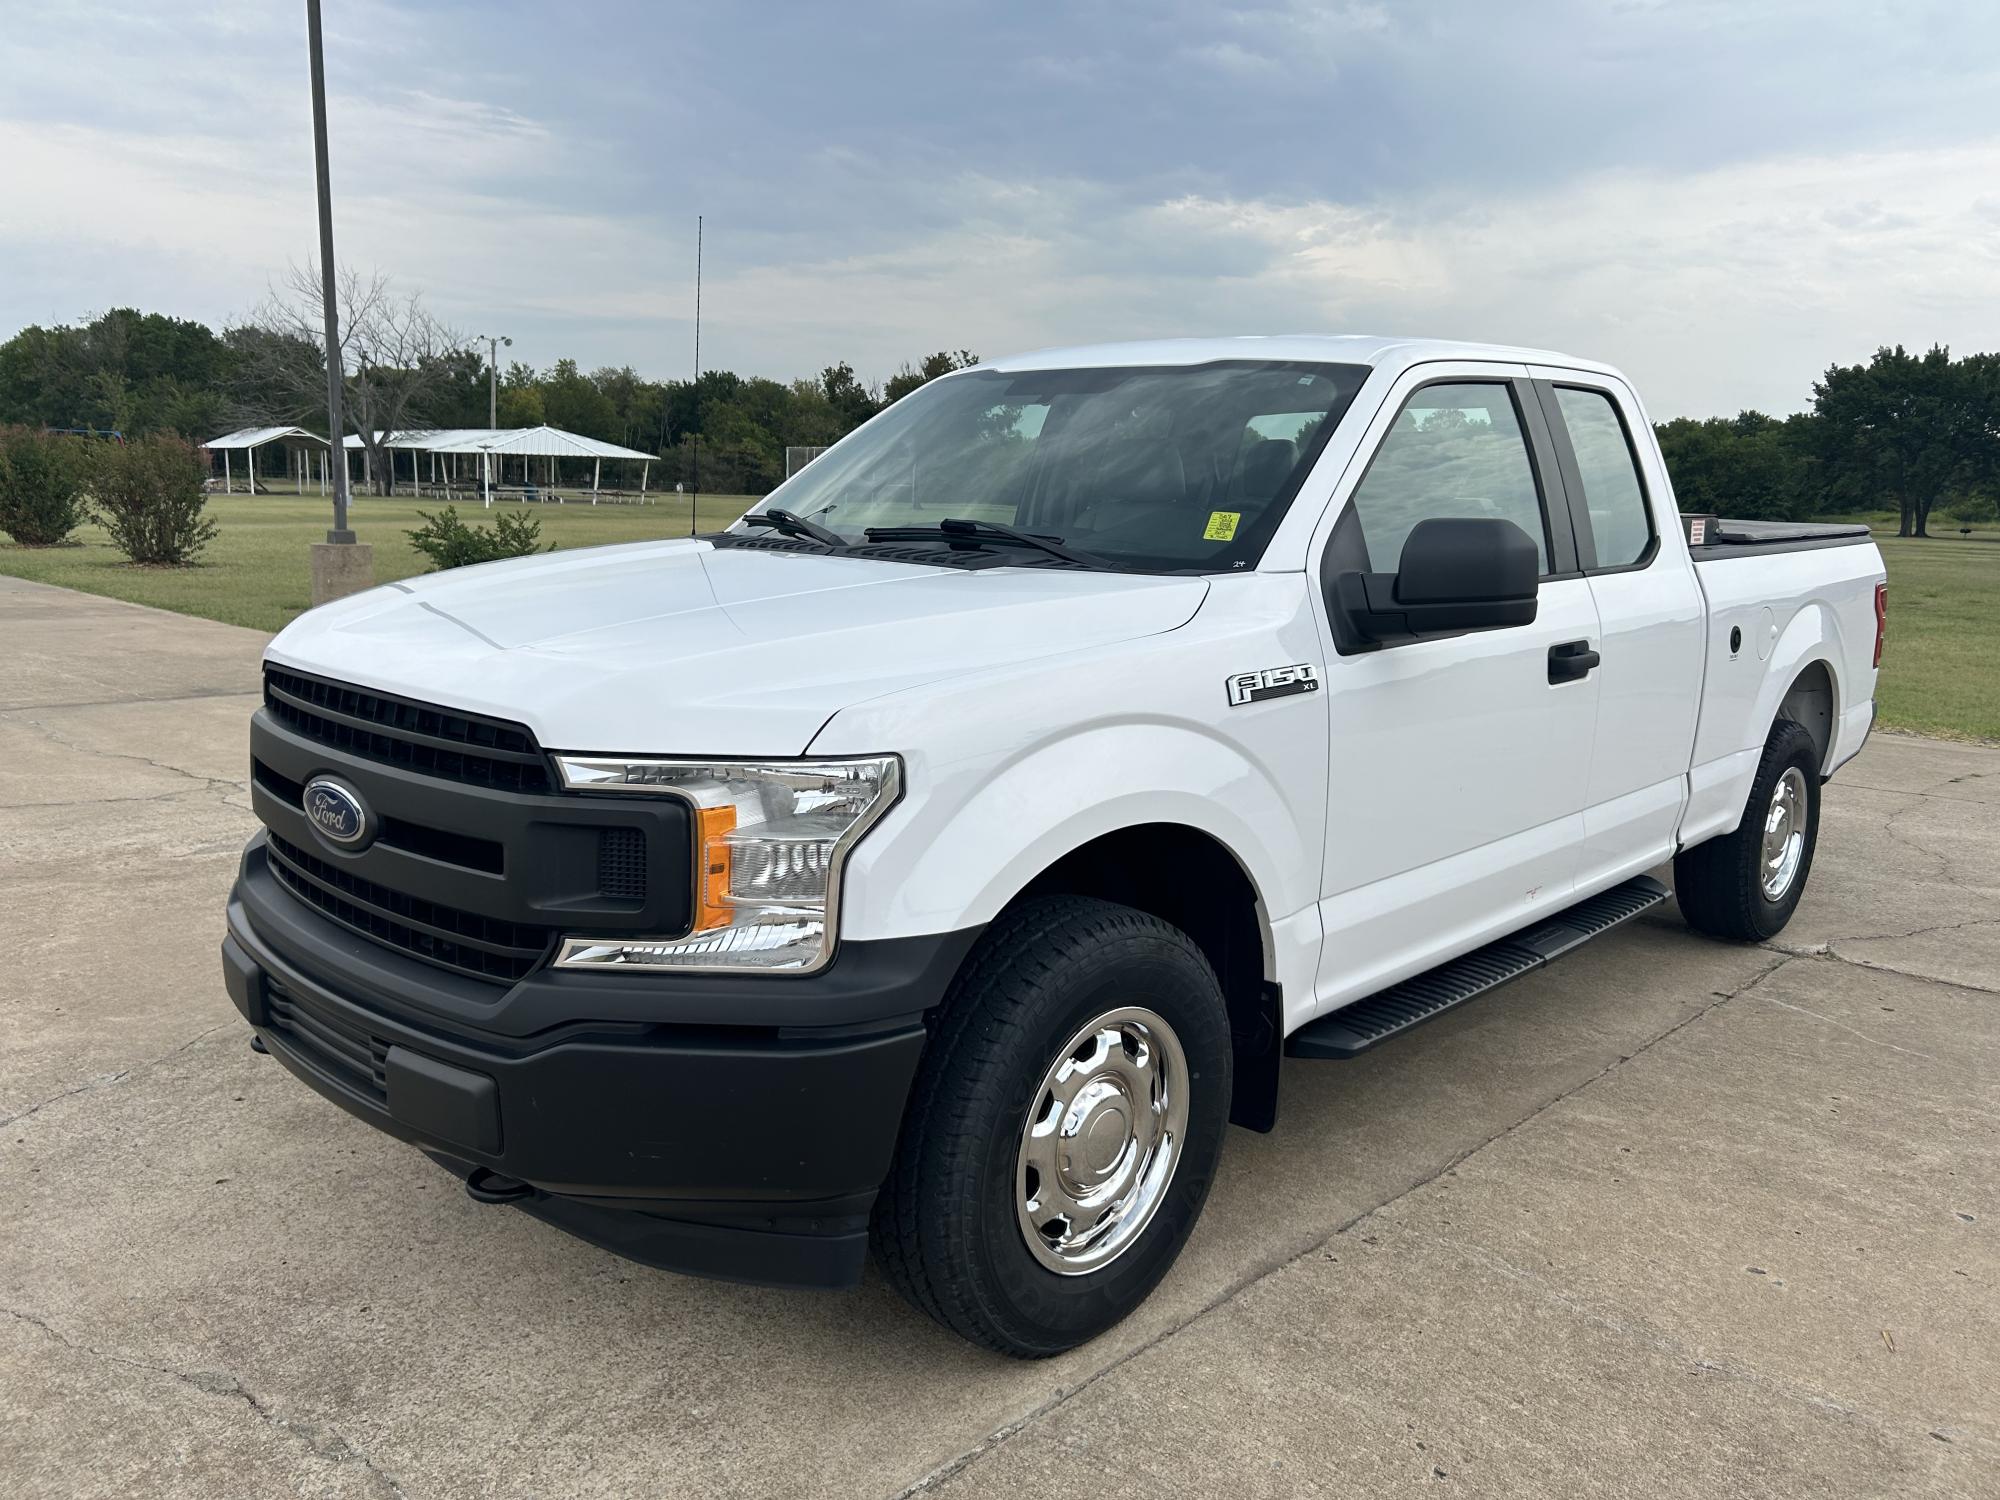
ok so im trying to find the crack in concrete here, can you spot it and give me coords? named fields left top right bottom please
left=1824, top=774, right=1997, bottom=904
left=1879, top=798, right=1980, bottom=889
left=1767, top=914, right=2000, bottom=996
left=1823, top=920, right=2000, bottom=984
left=3, top=785, right=247, bottom=813
left=1820, top=916, right=1999, bottom=947
left=0, top=1023, right=234, bottom=1130
left=1753, top=993, right=1939, bottom=1060
left=1806, top=951, right=2000, bottom=998
left=1837, top=776, right=1998, bottom=807
left=4, top=710, right=250, bottom=803
left=3, top=1307, right=408, bottom=1497
left=0, top=687, right=260, bottom=714
left=1763, top=776, right=1999, bottom=977
left=894, top=954, right=1802, bottom=1497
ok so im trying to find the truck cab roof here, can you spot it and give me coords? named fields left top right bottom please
left=982, top=335, right=1628, bottom=383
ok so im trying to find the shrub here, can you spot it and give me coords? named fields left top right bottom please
left=89, top=435, right=219, bottom=564
left=405, top=505, right=547, bottom=570
left=0, top=427, right=89, bottom=545
left=1941, top=489, right=1997, bottom=528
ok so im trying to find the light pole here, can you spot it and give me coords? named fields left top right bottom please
left=304, top=0, right=372, bottom=605
left=308, top=0, right=347, bottom=540
left=689, top=214, right=701, bottom=537
left=480, top=333, right=511, bottom=428
left=479, top=333, right=510, bottom=502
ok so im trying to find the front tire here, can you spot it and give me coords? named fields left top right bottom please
left=1674, top=718, right=1822, bottom=941
left=871, top=895, right=1232, bottom=1357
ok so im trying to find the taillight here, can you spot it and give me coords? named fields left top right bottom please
left=1873, top=581, right=1887, bottom=667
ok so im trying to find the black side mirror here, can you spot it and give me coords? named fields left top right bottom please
left=1331, top=516, right=1539, bottom=646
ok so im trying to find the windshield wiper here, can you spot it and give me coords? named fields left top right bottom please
left=862, top=517, right=1108, bottom=568
left=741, top=507, right=845, bottom=547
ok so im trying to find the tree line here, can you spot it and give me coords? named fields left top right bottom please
left=0, top=281, right=978, bottom=499
left=2, top=291, right=1996, bottom=533
left=1658, top=344, right=2000, bottom=537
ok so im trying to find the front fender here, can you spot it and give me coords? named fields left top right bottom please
left=833, top=720, right=1315, bottom=944
left=807, top=572, right=1330, bottom=1004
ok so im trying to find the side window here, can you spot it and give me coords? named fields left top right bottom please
left=1555, top=387, right=1653, bottom=568
left=1346, top=382, right=1550, bottom=574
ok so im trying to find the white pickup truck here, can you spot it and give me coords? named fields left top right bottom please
left=222, top=337, right=1887, bottom=1356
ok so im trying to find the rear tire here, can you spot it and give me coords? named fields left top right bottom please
left=871, top=895, right=1232, bottom=1357
left=1674, top=718, right=1821, bottom=942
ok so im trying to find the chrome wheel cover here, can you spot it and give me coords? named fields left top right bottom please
left=1761, top=766, right=1809, bottom=900
left=1015, top=1006, right=1189, bottom=1276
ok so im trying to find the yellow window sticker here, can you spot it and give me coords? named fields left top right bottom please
left=1203, top=511, right=1241, bottom=542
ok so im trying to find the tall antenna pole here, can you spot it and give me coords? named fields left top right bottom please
left=690, top=214, right=702, bottom=537
left=305, top=0, right=351, bottom=543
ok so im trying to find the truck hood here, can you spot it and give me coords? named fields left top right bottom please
left=267, top=538, right=1209, bottom=756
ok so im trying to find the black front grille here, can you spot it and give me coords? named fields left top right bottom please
left=264, top=666, right=553, bottom=793
left=266, top=834, right=553, bottom=983
left=267, top=979, right=389, bottom=1103
left=597, top=827, right=647, bottom=900
left=253, top=758, right=505, bottom=873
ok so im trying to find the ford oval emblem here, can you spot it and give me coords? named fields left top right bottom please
left=302, top=775, right=373, bottom=850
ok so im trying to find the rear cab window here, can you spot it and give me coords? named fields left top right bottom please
left=1550, top=386, right=1655, bottom=570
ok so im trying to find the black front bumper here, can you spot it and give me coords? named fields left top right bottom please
left=225, top=836, right=978, bottom=1288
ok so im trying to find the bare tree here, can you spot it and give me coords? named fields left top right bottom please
left=234, top=263, right=467, bottom=494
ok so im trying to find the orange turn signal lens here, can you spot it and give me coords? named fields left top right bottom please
left=695, top=803, right=738, bottom=931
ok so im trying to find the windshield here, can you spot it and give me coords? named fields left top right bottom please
left=740, top=359, right=1372, bottom=571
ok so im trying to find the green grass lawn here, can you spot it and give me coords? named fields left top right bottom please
left=1866, top=531, right=1999, bottom=742
left=0, top=492, right=756, bottom=633
left=4, top=497, right=1994, bottom=740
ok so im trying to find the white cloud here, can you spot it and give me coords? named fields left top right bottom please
left=3, top=3, right=1999, bottom=417
left=645, top=140, right=2000, bottom=415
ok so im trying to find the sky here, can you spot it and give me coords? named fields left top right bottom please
left=3, top=0, right=1999, bottom=418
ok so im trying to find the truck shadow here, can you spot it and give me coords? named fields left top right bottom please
left=416, top=909, right=1768, bottom=1392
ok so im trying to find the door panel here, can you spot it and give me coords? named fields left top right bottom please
left=1576, top=563, right=1705, bottom=881
left=1529, top=374, right=1706, bottom=889
left=1315, top=576, right=1601, bottom=1009
left=1306, top=365, right=1600, bottom=1017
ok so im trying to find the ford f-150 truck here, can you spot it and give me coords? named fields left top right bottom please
left=222, top=337, right=1887, bottom=1356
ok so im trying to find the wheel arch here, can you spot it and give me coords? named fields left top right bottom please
left=1756, top=602, right=1845, bottom=774
left=1776, top=658, right=1838, bottom=773
left=1009, top=821, right=1284, bottom=1134
left=829, top=721, right=1320, bottom=1131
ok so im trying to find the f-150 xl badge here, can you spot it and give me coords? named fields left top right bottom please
left=1226, top=664, right=1320, bottom=707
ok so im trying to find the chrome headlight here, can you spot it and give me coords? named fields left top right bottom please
left=551, top=755, right=900, bottom=974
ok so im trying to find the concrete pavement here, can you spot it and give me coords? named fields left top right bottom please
left=2, top=572, right=1994, bottom=1498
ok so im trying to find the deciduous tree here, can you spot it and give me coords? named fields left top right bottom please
left=1811, top=344, right=1997, bottom=537
left=884, top=350, right=978, bottom=405
left=235, top=264, right=470, bottom=494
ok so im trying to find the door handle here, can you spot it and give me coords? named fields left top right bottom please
left=1548, top=640, right=1600, bottom=683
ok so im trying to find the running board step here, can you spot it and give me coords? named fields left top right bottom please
left=1285, top=875, right=1670, bottom=1060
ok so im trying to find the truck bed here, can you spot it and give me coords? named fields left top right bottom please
left=1680, top=514, right=1873, bottom=561
left=1683, top=517, right=1885, bottom=838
